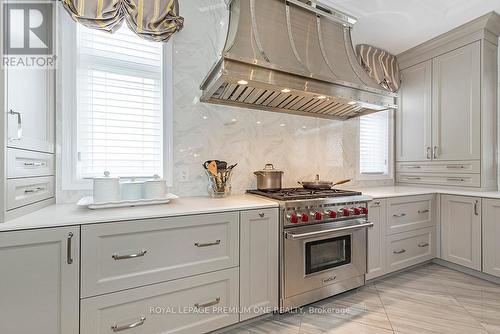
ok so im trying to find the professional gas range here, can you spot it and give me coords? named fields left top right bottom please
left=247, top=188, right=373, bottom=309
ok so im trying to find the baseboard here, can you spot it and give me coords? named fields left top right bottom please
left=367, top=259, right=500, bottom=285
left=366, top=260, right=433, bottom=283
left=432, top=258, right=500, bottom=285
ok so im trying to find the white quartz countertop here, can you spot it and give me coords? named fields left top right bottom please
left=4, top=186, right=500, bottom=232
left=359, top=186, right=500, bottom=200
left=0, top=195, right=278, bottom=232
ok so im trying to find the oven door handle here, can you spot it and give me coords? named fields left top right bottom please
left=284, top=222, right=374, bottom=240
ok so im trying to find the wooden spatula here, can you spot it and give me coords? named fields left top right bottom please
left=207, top=161, right=218, bottom=176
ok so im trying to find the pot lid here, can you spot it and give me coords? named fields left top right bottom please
left=93, top=171, right=119, bottom=180
left=254, top=163, right=284, bottom=174
left=146, top=174, right=166, bottom=183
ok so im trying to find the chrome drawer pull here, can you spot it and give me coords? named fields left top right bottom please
left=393, top=213, right=406, bottom=218
left=285, top=222, right=373, bottom=240
left=24, top=187, right=44, bottom=194
left=418, top=242, right=429, bottom=248
left=111, top=316, right=146, bottom=332
left=418, top=209, right=430, bottom=214
left=112, top=250, right=147, bottom=261
left=8, top=109, right=22, bottom=141
left=433, top=146, right=439, bottom=159
left=426, top=147, right=431, bottom=160
left=195, top=297, right=220, bottom=308
left=393, top=249, right=406, bottom=254
left=406, top=166, right=421, bottom=169
left=259, top=212, right=265, bottom=218
left=446, top=165, right=465, bottom=169
left=405, top=177, right=421, bottom=180
left=24, top=161, right=46, bottom=167
left=371, top=200, right=381, bottom=207
left=194, top=240, right=221, bottom=247
left=474, top=200, right=480, bottom=216
left=447, top=177, right=465, bottom=182
left=67, top=232, right=74, bottom=264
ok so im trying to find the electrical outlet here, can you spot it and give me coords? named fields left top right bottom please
left=179, top=169, right=190, bottom=182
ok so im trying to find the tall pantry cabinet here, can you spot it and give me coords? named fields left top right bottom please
left=396, top=12, right=500, bottom=190
left=1, top=3, right=56, bottom=222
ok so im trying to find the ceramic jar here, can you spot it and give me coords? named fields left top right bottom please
left=93, top=171, right=120, bottom=203
left=144, top=175, right=166, bottom=199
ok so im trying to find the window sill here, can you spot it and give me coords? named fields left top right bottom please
left=356, top=173, right=393, bottom=182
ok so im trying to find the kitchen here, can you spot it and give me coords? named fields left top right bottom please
left=1, top=0, right=500, bottom=333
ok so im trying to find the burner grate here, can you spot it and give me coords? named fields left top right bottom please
left=247, top=188, right=362, bottom=201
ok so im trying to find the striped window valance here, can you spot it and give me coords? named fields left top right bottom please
left=356, top=44, right=401, bottom=92
left=62, top=0, right=184, bottom=42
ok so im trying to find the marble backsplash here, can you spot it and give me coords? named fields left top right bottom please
left=56, top=0, right=393, bottom=202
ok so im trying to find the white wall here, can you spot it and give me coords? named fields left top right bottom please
left=56, top=0, right=394, bottom=202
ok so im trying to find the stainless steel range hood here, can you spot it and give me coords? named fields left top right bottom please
left=200, top=0, right=398, bottom=120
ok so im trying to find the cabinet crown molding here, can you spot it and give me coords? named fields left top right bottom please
left=397, top=11, right=500, bottom=69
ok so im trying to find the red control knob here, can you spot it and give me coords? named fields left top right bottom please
left=343, top=208, right=350, bottom=217
left=301, top=213, right=309, bottom=222
left=328, top=210, right=337, bottom=219
left=314, top=212, right=322, bottom=220
left=353, top=208, right=362, bottom=215
left=290, top=213, right=299, bottom=224
left=362, top=207, right=368, bottom=215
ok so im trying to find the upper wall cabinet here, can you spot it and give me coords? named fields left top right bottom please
left=396, top=12, right=500, bottom=190
left=432, top=42, right=480, bottom=161
left=397, top=42, right=480, bottom=164
left=396, top=60, right=432, bottom=162
left=6, top=68, right=55, bottom=153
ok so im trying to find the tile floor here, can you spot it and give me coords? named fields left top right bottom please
left=222, top=264, right=500, bottom=333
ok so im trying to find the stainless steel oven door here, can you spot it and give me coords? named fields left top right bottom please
left=283, top=220, right=371, bottom=299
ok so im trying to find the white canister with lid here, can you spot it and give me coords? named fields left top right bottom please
left=120, top=178, right=145, bottom=200
left=144, top=175, right=166, bottom=199
left=93, top=171, right=120, bottom=203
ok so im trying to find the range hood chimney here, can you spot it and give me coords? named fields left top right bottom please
left=200, top=0, right=398, bottom=120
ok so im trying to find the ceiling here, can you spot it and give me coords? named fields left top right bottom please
left=322, top=0, right=500, bottom=54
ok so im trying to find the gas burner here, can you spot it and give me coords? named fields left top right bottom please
left=247, top=188, right=362, bottom=201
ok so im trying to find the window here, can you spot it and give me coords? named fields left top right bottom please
left=77, top=25, right=163, bottom=178
left=60, top=11, right=172, bottom=190
left=359, top=111, right=390, bottom=177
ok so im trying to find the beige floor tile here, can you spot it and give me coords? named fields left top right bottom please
left=219, top=264, right=500, bottom=334
left=299, top=315, right=394, bottom=334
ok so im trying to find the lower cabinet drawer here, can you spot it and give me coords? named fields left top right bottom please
left=386, top=227, right=435, bottom=272
left=387, top=195, right=434, bottom=235
left=7, top=148, right=54, bottom=178
left=81, top=212, right=239, bottom=298
left=6, top=176, right=55, bottom=210
left=396, top=161, right=480, bottom=174
left=80, top=268, right=239, bottom=334
left=397, top=173, right=480, bottom=187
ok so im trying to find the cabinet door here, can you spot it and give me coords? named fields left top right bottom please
left=432, top=42, right=480, bottom=161
left=483, top=199, right=500, bottom=277
left=240, top=208, right=278, bottom=321
left=366, top=199, right=386, bottom=280
left=440, top=195, right=481, bottom=270
left=396, top=60, right=432, bottom=161
left=0, top=227, right=79, bottom=334
left=6, top=67, right=55, bottom=153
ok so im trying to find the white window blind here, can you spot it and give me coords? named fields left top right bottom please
left=76, top=25, right=163, bottom=178
left=359, top=111, right=389, bottom=175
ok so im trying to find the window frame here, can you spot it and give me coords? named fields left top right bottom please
left=59, top=15, right=173, bottom=191
left=356, top=109, right=394, bottom=181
